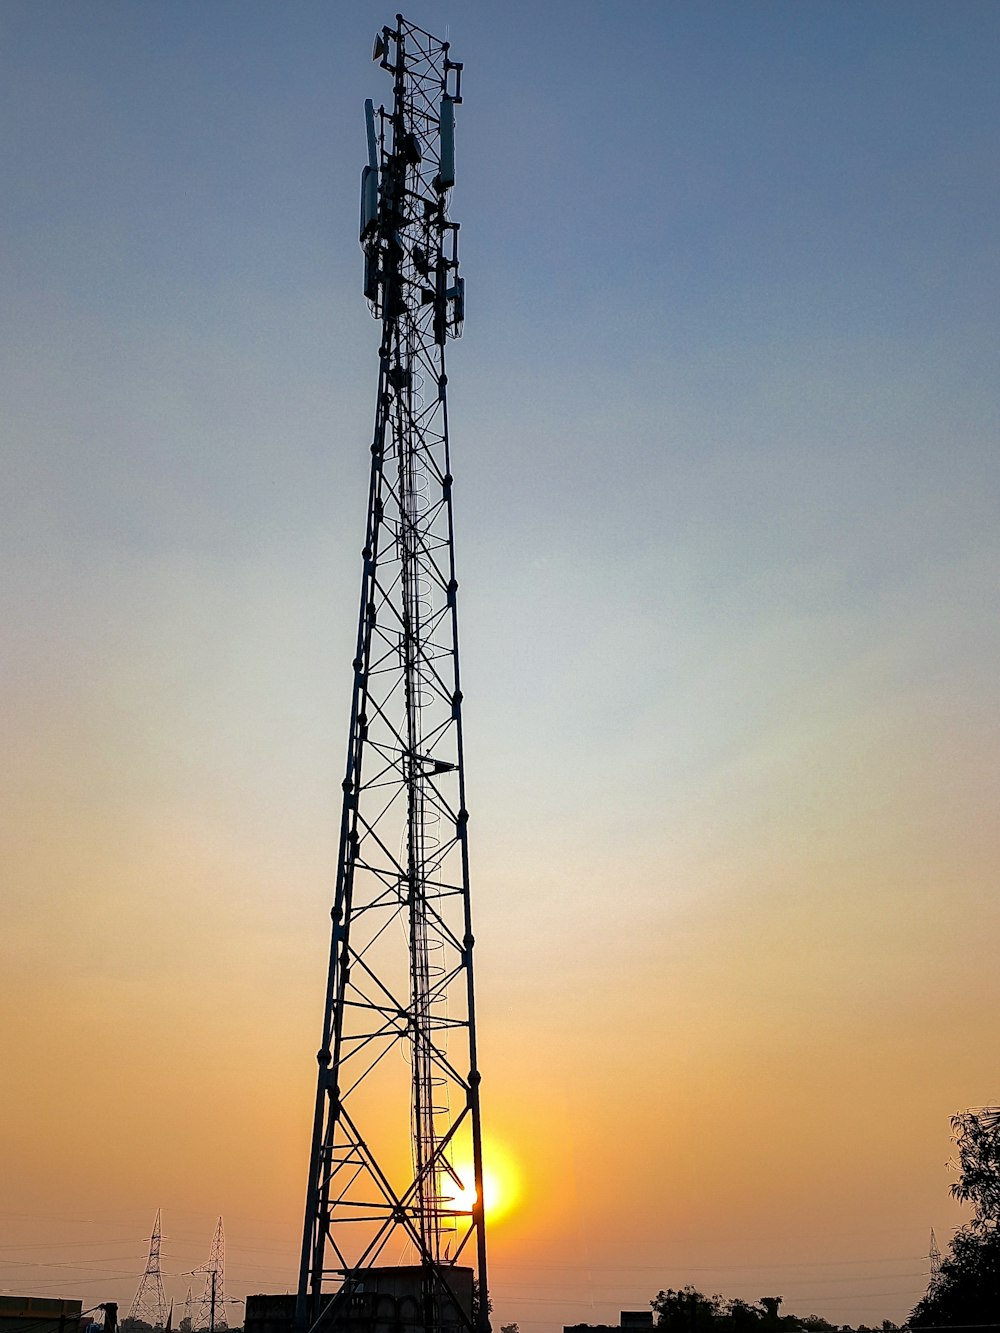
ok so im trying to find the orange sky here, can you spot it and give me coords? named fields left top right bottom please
left=3, top=2, right=999, bottom=1331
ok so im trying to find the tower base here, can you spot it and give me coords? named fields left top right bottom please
left=249, top=1267, right=474, bottom=1333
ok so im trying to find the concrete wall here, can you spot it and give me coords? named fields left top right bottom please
left=0, top=1296, right=83, bottom=1333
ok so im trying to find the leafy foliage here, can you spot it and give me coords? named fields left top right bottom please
left=652, top=1288, right=726, bottom=1332
left=910, top=1224, right=1000, bottom=1326
left=649, top=1288, right=868, bottom=1333
left=910, top=1106, right=1000, bottom=1326
left=472, top=1279, right=492, bottom=1324
left=950, top=1106, right=1000, bottom=1225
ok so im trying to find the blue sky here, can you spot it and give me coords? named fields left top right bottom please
left=2, top=3, right=999, bottom=1328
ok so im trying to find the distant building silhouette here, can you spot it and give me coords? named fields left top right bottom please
left=0, top=1297, right=83, bottom=1333
left=564, top=1311, right=654, bottom=1333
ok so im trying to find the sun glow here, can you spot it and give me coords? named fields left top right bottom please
left=444, top=1142, right=520, bottom=1224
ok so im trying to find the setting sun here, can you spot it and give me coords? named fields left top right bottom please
left=444, top=1142, right=520, bottom=1224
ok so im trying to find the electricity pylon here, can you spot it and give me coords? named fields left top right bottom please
left=127, top=1209, right=168, bottom=1329
left=193, top=1217, right=228, bottom=1332
left=296, top=15, right=487, bottom=1333
left=929, top=1227, right=942, bottom=1282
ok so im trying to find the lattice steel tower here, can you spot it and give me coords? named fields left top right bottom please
left=296, top=16, right=487, bottom=1333
left=929, top=1228, right=942, bottom=1282
left=127, top=1209, right=167, bottom=1330
left=194, top=1217, right=227, bottom=1332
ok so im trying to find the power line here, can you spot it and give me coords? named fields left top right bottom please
left=485, top=1255, right=926, bottom=1273
left=0, top=1242, right=147, bottom=1252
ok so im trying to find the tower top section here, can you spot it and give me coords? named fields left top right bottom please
left=373, top=14, right=463, bottom=98
left=360, top=15, right=465, bottom=338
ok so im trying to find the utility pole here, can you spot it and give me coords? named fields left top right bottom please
left=296, top=15, right=487, bottom=1333
left=194, top=1218, right=227, bottom=1333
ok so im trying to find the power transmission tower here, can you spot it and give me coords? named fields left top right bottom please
left=929, top=1227, right=942, bottom=1281
left=181, top=1288, right=193, bottom=1333
left=194, top=1218, right=227, bottom=1333
left=296, top=15, right=487, bottom=1333
left=127, top=1209, right=168, bottom=1329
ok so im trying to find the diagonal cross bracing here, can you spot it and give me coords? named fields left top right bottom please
left=297, top=18, right=488, bottom=1333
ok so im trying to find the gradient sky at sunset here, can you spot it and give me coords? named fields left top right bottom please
left=2, top=2, right=999, bottom=1329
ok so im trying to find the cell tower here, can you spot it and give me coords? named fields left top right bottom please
left=194, top=1217, right=227, bottom=1332
left=929, top=1227, right=942, bottom=1282
left=127, top=1209, right=168, bottom=1329
left=296, top=15, right=487, bottom=1333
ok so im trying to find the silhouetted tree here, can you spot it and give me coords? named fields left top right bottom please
left=652, top=1288, right=725, bottom=1332
left=911, top=1224, right=1000, bottom=1326
left=650, top=1289, right=854, bottom=1333
left=472, top=1279, right=492, bottom=1326
left=725, top=1301, right=762, bottom=1333
left=911, top=1107, right=1000, bottom=1326
left=758, top=1299, right=781, bottom=1328
left=950, top=1106, right=1000, bottom=1222
left=646, top=1285, right=898, bottom=1333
